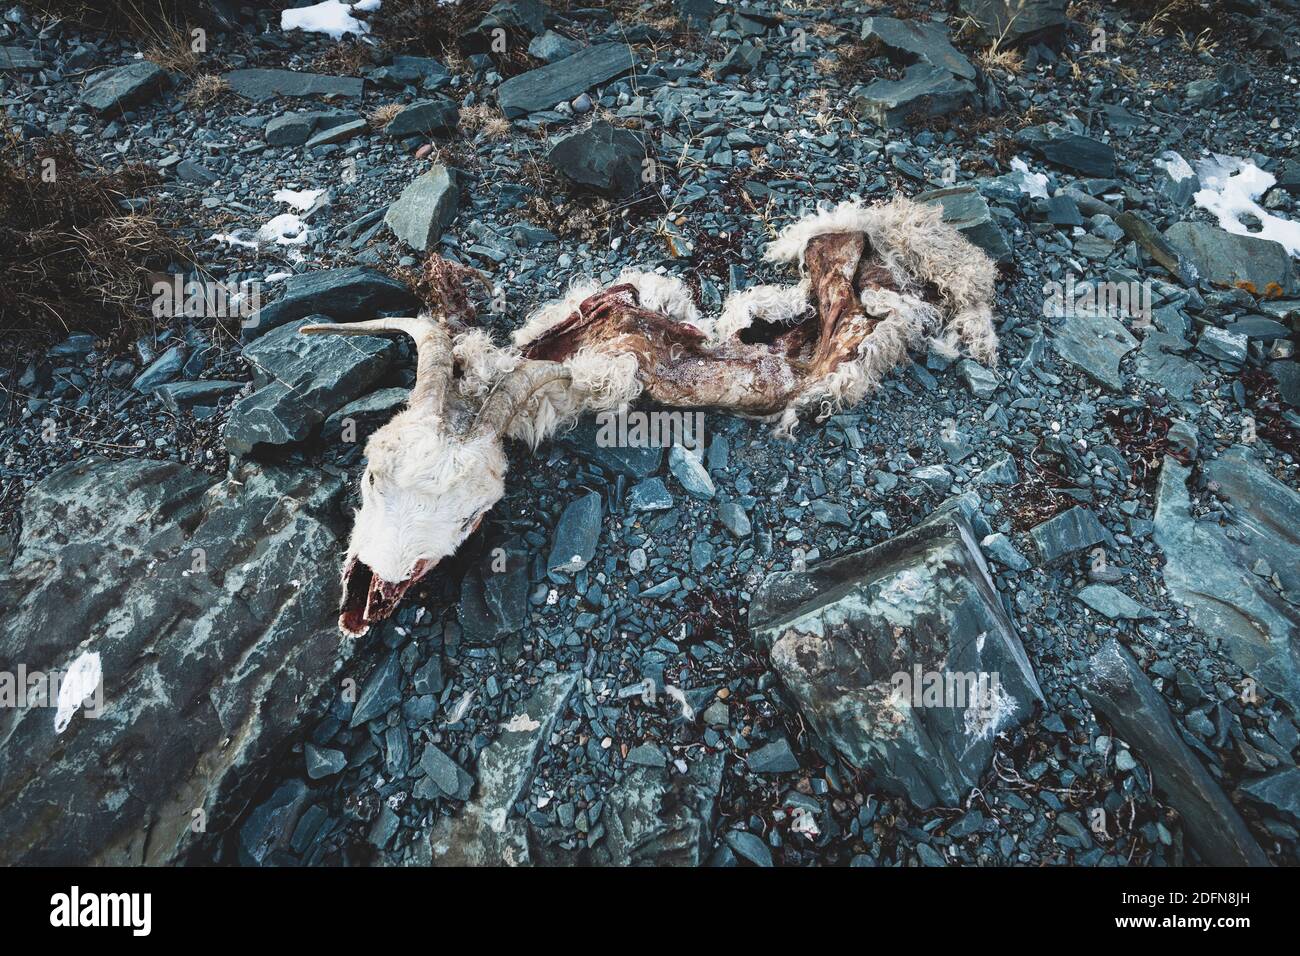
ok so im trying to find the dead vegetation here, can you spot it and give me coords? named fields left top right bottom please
left=0, top=123, right=188, bottom=343
left=311, top=40, right=374, bottom=78
left=183, top=73, right=228, bottom=110
left=458, top=103, right=512, bottom=140
left=26, top=1, right=214, bottom=74
left=367, top=103, right=404, bottom=130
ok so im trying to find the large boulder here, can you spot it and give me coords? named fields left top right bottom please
left=546, top=121, right=647, bottom=200
left=1163, top=222, right=1300, bottom=296
left=860, top=16, right=976, bottom=80
left=0, top=458, right=350, bottom=865
left=750, top=507, right=1044, bottom=809
left=226, top=317, right=398, bottom=457
left=1017, top=123, right=1116, bottom=178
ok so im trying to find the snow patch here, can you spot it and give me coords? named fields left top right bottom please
left=272, top=187, right=326, bottom=212
left=258, top=212, right=309, bottom=247
left=281, top=0, right=381, bottom=40
left=1193, top=153, right=1300, bottom=257
left=1009, top=157, right=1050, bottom=200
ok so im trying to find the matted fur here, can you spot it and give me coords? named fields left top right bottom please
left=767, top=196, right=998, bottom=364
left=705, top=280, right=811, bottom=344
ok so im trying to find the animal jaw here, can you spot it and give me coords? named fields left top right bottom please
left=339, top=555, right=435, bottom=637
left=302, top=197, right=998, bottom=633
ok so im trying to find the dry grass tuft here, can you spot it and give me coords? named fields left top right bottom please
left=368, top=103, right=404, bottom=129
left=311, top=40, right=373, bottom=77
left=459, top=103, right=512, bottom=140
left=184, top=73, right=227, bottom=109
left=980, top=44, right=1024, bottom=75
left=0, top=123, right=189, bottom=342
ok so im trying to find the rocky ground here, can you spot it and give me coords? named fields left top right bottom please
left=1, top=0, right=1299, bottom=867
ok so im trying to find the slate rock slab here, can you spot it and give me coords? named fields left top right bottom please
left=1154, top=450, right=1300, bottom=712
left=589, top=753, right=725, bottom=866
left=1134, top=331, right=1204, bottom=399
left=1029, top=505, right=1110, bottom=566
left=1017, top=123, right=1116, bottom=177
left=227, top=317, right=397, bottom=457
left=546, top=120, right=646, bottom=200
left=0, top=458, right=349, bottom=865
left=1163, top=222, right=1300, bottom=297
left=959, top=0, right=1069, bottom=45
left=419, top=672, right=579, bottom=866
left=1115, top=211, right=1199, bottom=286
left=860, top=16, right=976, bottom=79
left=459, top=544, right=529, bottom=644
left=855, top=63, right=976, bottom=128
left=222, top=69, right=363, bottom=101
left=243, top=266, right=416, bottom=342
left=384, top=164, right=460, bottom=252
left=750, top=508, right=1044, bottom=809
left=547, top=491, right=603, bottom=573
left=914, top=185, right=1011, bottom=264
left=1239, top=768, right=1300, bottom=823
left=1076, top=583, right=1156, bottom=620
left=154, top=380, right=245, bottom=413
left=1051, top=311, right=1138, bottom=390
left=265, top=109, right=361, bottom=147
left=1082, top=639, right=1269, bottom=866
left=0, top=46, right=45, bottom=70
left=497, top=44, right=635, bottom=118
left=384, top=97, right=459, bottom=137
left=81, top=62, right=169, bottom=114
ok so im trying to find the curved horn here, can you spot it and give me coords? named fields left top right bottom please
left=301, top=316, right=453, bottom=410
left=471, top=360, right=572, bottom=438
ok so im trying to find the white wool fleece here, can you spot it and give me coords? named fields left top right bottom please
left=765, top=196, right=999, bottom=365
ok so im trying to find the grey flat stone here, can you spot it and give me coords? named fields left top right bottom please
left=855, top=62, right=976, bottom=128
left=547, top=491, right=603, bottom=573
left=750, top=508, right=1043, bottom=809
left=1076, top=583, right=1156, bottom=620
left=1052, top=312, right=1138, bottom=391
left=384, top=164, right=460, bottom=252
left=1029, top=505, right=1109, bottom=566
left=860, top=16, right=976, bottom=79
left=1155, top=450, right=1300, bottom=712
left=81, top=62, right=169, bottom=114
left=1164, top=221, right=1300, bottom=296
left=497, top=44, right=635, bottom=118
left=222, top=68, right=363, bottom=101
